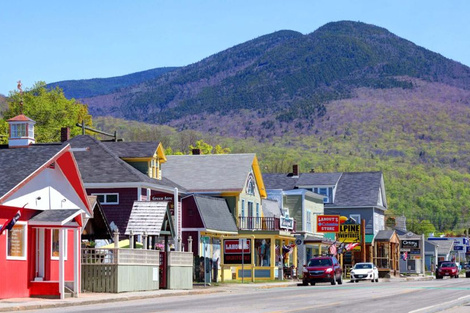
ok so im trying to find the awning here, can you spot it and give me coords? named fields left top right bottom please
left=29, top=209, right=82, bottom=227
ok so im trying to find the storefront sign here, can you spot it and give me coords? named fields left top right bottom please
left=223, top=239, right=251, bottom=264
left=401, top=240, right=419, bottom=249
left=337, top=224, right=360, bottom=242
left=280, top=216, right=294, bottom=230
left=317, top=215, right=340, bottom=233
left=454, top=245, right=464, bottom=251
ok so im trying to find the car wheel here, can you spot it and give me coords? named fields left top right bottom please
left=355, top=280, right=359, bottom=283
left=337, top=274, right=343, bottom=285
left=311, top=282, right=315, bottom=286
left=436, top=275, right=442, bottom=279
left=302, top=280, right=308, bottom=286
left=466, top=272, right=470, bottom=278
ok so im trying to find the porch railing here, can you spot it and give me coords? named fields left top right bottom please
left=238, top=216, right=296, bottom=232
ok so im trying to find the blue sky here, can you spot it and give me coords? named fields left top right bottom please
left=1, top=0, right=469, bottom=96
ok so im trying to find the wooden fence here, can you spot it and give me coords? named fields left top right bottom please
left=81, top=248, right=160, bottom=293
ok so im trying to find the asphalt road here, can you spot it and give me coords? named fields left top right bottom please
left=19, top=278, right=470, bottom=313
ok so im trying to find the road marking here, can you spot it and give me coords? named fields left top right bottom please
left=267, top=301, right=342, bottom=313
left=408, top=295, right=470, bottom=313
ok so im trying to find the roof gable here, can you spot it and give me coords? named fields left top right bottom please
left=125, top=201, right=174, bottom=236
left=164, top=154, right=258, bottom=193
left=0, top=144, right=91, bottom=215
left=330, top=172, right=385, bottom=208
left=68, top=136, right=180, bottom=191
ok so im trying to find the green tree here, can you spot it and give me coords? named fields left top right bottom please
left=3, top=82, right=92, bottom=142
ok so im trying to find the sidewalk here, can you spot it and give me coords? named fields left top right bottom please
left=0, top=281, right=300, bottom=312
left=0, top=276, right=435, bottom=312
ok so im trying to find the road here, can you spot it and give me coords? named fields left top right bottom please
left=20, top=278, right=470, bottom=313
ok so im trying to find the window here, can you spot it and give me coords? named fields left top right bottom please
left=93, top=193, right=119, bottom=204
left=256, top=203, right=259, bottom=217
left=241, top=199, right=245, bottom=217
left=313, top=187, right=333, bottom=203
left=350, top=214, right=361, bottom=224
left=7, top=222, right=27, bottom=260
left=306, top=211, right=312, bottom=232
left=51, top=229, right=68, bottom=260
left=11, top=124, right=27, bottom=138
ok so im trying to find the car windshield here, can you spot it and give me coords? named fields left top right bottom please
left=354, top=263, right=372, bottom=269
left=308, top=258, right=332, bottom=266
left=441, top=262, right=456, bottom=268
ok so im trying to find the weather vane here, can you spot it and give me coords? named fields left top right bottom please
left=17, top=80, right=24, bottom=114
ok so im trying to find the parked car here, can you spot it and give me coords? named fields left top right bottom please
left=302, top=256, right=343, bottom=286
left=436, top=261, right=459, bottom=279
left=464, top=262, right=470, bottom=278
left=350, top=262, right=379, bottom=283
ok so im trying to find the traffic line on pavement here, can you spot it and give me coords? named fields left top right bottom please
left=408, top=295, right=470, bottom=313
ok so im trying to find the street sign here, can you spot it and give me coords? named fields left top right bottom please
left=317, top=215, right=340, bottom=233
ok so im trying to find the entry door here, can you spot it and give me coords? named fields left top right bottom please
left=248, top=202, right=254, bottom=229
left=36, top=228, right=45, bottom=280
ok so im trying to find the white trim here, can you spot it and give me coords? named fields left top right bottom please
left=6, top=221, right=28, bottom=260
left=59, top=229, right=65, bottom=299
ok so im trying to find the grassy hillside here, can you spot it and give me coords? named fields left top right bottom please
left=93, top=78, right=470, bottom=235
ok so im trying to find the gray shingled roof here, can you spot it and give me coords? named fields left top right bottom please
left=375, top=230, right=395, bottom=241
left=262, top=199, right=282, bottom=218
left=262, top=173, right=298, bottom=190
left=328, top=172, right=384, bottom=208
left=29, top=209, right=81, bottom=225
left=102, top=141, right=161, bottom=158
left=163, top=154, right=255, bottom=192
left=193, top=195, right=238, bottom=233
left=296, top=172, right=342, bottom=186
left=0, top=144, right=65, bottom=199
left=125, top=201, right=170, bottom=236
left=67, top=136, right=183, bottom=190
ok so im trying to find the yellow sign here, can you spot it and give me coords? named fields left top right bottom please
left=337, top=224, right=360, bottom=242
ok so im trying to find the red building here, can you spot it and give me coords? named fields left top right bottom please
left=0, top=115, right=92, bottom=299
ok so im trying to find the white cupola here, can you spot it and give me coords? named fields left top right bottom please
left=7, top=114, right=36, bottom=148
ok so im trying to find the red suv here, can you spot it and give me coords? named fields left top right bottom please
left=436, top=261, right=459, bottom=279
left=302, top=256, right=343, bottom=286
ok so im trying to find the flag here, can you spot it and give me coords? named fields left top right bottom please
left=401, top=251, right=408, bottom=261
left=0, top=210, right=21, bottom=235
left=345, top=242, right=359, bottom=251
left=329, top=244, right=337, bottom=255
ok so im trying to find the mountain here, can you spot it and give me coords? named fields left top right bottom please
left=46, top=67, right=179, bottom=99
left=69, top=20, right=470, bottom=139
left=48, top=21, right=470, bottom=233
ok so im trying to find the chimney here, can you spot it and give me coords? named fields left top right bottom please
left=293, top=164, right=299, bottom=176
left=61, top=127, right=70, bottom=142
left=192, top=148, right=201, bottom=155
